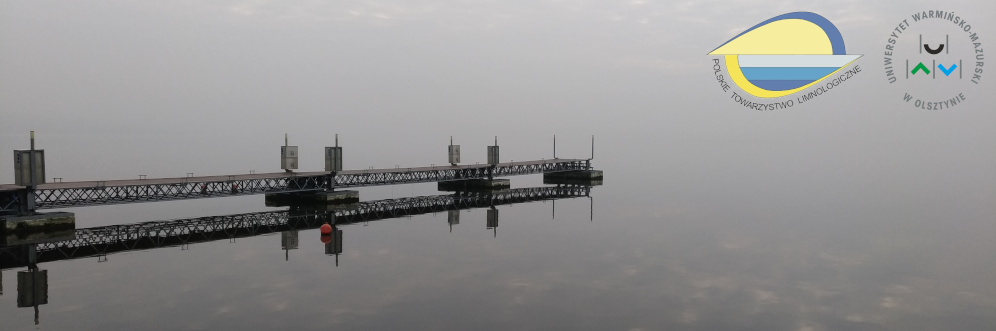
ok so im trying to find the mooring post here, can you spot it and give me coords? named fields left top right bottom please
left=19, top=131, right=39, bottom=214
left=486, top=136, right=499, bottom=181
left=281, top=133, right=299, bottom=173
left=325, top=134, right=342, bottom=191
left=448, top=136, right=460, bottom=167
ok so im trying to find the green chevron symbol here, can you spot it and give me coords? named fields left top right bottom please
left=911, top=62, right=931, bottom=75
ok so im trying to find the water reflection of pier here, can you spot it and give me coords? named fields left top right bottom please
left=2, top=185, right=593, bottom=325
left=0, top=186, right=592, bottom=270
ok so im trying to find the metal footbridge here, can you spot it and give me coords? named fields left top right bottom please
left=0, top=159, right=589, bottom=211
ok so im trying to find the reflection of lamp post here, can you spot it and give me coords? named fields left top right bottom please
left=281, top=230, right=299, bottom=261
left=321, top=227, right=343, bottom=266
left=18, top=269, right=47, bottom=325
left=487, top=207, right=498, bottom=237
left=17, top=244, right=47, bottom=325
left=447, top=210, right=460, bottom=233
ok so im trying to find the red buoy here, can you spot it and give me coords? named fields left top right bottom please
left=320, top=223, right=332, bottom=235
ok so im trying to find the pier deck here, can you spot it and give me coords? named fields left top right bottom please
left=1, top=159, right=589, bottom=211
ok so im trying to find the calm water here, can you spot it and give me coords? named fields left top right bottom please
left=1, top=141, right=994, bottom=330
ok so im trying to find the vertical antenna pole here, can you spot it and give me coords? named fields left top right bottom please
left=553, top=135, right=556, bottom=159
left=29, top=131, right=36, bottom=188
left=335, top=134, right=338, bottom=147
left=285, top=133, right=288, bottom=147
left=591, top=135, right=594, bottom=160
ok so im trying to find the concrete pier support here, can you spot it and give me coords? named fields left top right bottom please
left=437, top=179, right=510, bottom=191
left=2, top=212, right=76, bottom=246
left=543, top=170, right=604, bottom=186
left=265, top=190, right=360, bottom=206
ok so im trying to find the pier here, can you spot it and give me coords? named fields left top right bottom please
left=0, top=133, right=603, bottom=327
left=1, top=134, right=602, bottom=224
left=0, top=159, right=589, bottom=211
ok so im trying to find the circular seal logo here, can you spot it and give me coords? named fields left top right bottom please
left=882, top=11, right=985, bottom=109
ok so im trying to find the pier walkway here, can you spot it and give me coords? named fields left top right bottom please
left=0, top=159, right=589, bottom=211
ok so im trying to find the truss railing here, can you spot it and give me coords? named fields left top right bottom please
left=0, top=192, right=18, bottom=213
left=6, top=159, right=589, bottom=210
left=31, top=175, right=327, bottom=210
left=334, top=160, right=588, bottom=187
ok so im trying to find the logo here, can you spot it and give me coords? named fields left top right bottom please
left=709, top=12, right=862, bottom=110
left=883, top=11, right=985, bottom=109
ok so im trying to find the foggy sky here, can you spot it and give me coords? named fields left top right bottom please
left=1, top=0, right=994, bottom=182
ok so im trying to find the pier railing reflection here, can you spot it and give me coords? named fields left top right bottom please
left=0, top=185, right=591, bottom=270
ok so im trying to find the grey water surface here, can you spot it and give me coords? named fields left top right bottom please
left=1, top=140, right=993, bottom=331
